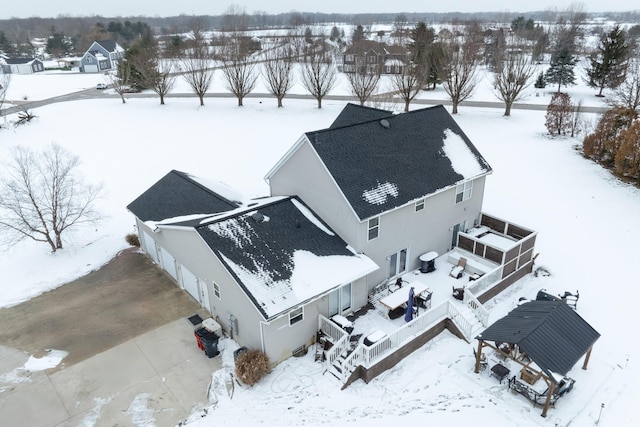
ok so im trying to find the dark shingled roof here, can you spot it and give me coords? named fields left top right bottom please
left=6, top=58, right=36, bottom=64
left=477, top=301, right=600, bottom=380
left=127, top=170, right=240, bottom=222
left=329, top=103, right=393, bottom=129
left=96, top=40, right=119, bottom=52
left=196, top=196, right=369, bottom=320
left=306, top=104, right=492, bottom=220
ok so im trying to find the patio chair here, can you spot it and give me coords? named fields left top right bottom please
left=452, top=286, right=464, bottom=300
left=450, top=257, right=466, bottom=279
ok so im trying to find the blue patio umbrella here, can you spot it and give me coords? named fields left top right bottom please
left=404, top=287, right=415, bottom=322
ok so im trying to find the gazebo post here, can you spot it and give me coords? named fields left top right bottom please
left=474, top=340, right=484, bottom=373
left=541, top=381, right=555, bottom=418
left=582, top=346, right=594, bottom=370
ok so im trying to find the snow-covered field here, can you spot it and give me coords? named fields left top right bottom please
left=0, top=63, right=637, bottom=426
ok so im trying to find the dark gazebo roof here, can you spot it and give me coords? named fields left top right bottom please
left=476, top=300, right=600, bottom=380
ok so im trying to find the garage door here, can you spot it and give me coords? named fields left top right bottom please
left=179, top=265, right=200, bottom=302
left=159, top=246, right=178, bottom=280
left=83, top=64, right=98, bottom=73
left=140, top=230, right=159, bottom=263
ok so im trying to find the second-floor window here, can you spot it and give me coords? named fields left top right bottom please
left=456, top=181, right=473, bottom=204
left=368, top=217, right=379, bottom=240
left=415, top=199, right=425, bottom=212
left=289, top=307, right=303, bottom=325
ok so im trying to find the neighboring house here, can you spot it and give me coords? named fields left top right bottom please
left=341, top=40, right=407, bottom=74
left=127, top=170, right=377, bottom=363
left=80, top=40, right=124, bottom=73
left=129, top=103, right=537, bottom=367
left=1, top=57, right=44, bottom=74
left=266, top=103, right=492, bottom=290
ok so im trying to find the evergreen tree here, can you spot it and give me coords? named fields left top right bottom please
left=586, top=24, right=629, bottom=97
left=545, top=48, right=577, bottom=93
left=352, top=25, right=365, bottom=44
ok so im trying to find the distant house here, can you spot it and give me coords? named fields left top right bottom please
left=80, top=40, right=124, bottom=73
left=1, top=57, right=45, bottom=74
left=341, top=40, right=407, bottom=74
left=129, top=104, right=537, bottom=366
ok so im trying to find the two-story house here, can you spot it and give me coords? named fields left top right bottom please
left=266, top=103, right=492, bottom=291
left=128, top=103, right=536, bottom=366
left=80, top=40, right=124, bottom=73
left=341, top=40, right=407, bottom=74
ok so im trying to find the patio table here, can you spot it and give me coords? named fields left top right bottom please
left=379, top=280, right=431, bottom=311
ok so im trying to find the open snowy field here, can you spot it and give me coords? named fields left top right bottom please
left=0, top=65, right=637, bottom=426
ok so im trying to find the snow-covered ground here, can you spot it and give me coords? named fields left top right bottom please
left=0, top=61, right=637, bottom=426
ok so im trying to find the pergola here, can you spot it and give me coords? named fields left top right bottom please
left=475, top=300, right=600, bottom=417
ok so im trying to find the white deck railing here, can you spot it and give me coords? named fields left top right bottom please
left=463, top=288, right=490, bottom=327
left=318, top=315, right=350, bottom=371
left=340, top=301, right=471, bottom=383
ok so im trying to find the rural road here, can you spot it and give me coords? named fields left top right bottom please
left=5, top=85, right=609, bottom=116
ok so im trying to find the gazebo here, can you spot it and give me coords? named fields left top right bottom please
left=475, top=300, right=600, bottom=417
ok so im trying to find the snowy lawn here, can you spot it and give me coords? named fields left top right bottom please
left=0, top=67, right=637, bottom=426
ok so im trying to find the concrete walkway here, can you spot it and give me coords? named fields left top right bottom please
left=0, top=318, right=223, bottom=426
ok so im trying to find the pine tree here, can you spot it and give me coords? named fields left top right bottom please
left=545, top=48, right=577, bottom=93
left=352, top=25, right=365, bottom=44
left=534, top=72, right=546, bottom=88
left=586, top=24, right=629, bottom=97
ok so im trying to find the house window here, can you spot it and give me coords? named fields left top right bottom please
left=213, top=282, right=220, bottom=299
left=368, top=217, right=379, bottom=240
left=289, top=307, right=303, bottom=325
left=455, top=181, right=473, bottom=204
left=346, top=54, right=354, bottom=62
left=415, top=199, right=425, bottom=212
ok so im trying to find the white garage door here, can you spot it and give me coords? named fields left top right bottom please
left=159, top=246, right=178, bottom=280
left=140, top=230, right=159, bottom=263
left=84, top=64, right=98, bottom=73
left=179, top=265, right=200, bottom=302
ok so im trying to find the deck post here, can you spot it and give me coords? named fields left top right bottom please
left=474, top=340, right=484, bottom=373
left=582, top=346, right=593, bottom=370
left=541, top=381, right=555, bottom=417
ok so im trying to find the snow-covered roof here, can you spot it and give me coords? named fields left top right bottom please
left=127, top=170, right=241, bottom=222
left=197, top=196, right=378, bottom=320
left=302, top=104, right=493, bottom=221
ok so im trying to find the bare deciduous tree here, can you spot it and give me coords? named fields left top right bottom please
left=300, top=49, right=337, bottom=109
left=105, top=59, right=132, bottom=104
left=345, top=57, right=381, bottom=105
left=261, top=43, right=294, bottom=107
left=220, top=42, right=258, bottom=107
left=389, top=60, right=427, bottom=112
left=182, top=26, right=214, bottom=106
left=130, top=46, right=177, bottom=105
left=0, top=143, right=103, bottom=252
left=0, top=73, right=10, bottom=126
left=612, top=58, right=640, bottom=113
left=492, top=39, right=535, bottom=116
left=545, top=92, right=573, bottom=135
left=441, top=35, right=480, bottom=114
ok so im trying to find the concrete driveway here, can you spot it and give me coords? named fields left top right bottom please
left=0, top=248, right=225, bottom=426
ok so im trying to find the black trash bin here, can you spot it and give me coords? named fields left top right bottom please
left=234, top=346, right=248, bottom=361
left=201, top=332, right=219, bottom=358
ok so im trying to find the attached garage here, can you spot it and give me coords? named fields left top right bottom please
left=140, top=230, right=159, bottom=263
left=179, top=265, right=200, bottom=302
left=159, top=246, right=178, bottom=280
